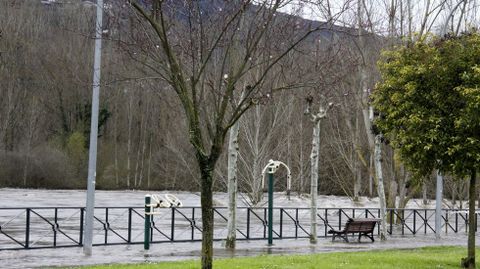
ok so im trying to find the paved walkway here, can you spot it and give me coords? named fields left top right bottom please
left=0, top=234, right=475, bottom=268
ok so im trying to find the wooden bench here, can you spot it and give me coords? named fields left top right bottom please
left=328, top=218, right=380, bottom=242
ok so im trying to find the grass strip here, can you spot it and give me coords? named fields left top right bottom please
left=79, top=246, right=476, bottom=269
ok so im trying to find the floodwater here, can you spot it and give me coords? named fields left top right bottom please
left=0, top=189, right=474, bottom=268
left=0, top=188, right=445, bottom=209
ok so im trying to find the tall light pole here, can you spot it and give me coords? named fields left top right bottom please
left=435, top=170, right=443, bottom=239
left=261, top=160, right=291, bottom=245
left=83, top=0, right=103, bottom=256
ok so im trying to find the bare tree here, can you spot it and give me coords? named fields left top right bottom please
left=225, top=117, right=241, bottom=249
left=374, top=134, right=387, bottom=240
left=126, top=1, right=323, bottom=268
left=225, top=91, right=244, bottom=249
left=305, top=96, right=333, bottom=243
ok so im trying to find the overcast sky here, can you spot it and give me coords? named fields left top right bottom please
left=279, top=0, right=480, bottom=36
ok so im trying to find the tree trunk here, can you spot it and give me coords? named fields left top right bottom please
left=299, top=118, right=305, bottom=193
left=354, top=162, right=362, bottom=201
left=452, top=185, right=457, bottom=209
left=310, top=118, right=321, bottom=244
left=386, top=149, right=397, bottom=224
left=397, top=167, right=408, bottom=224
left=477, top=179, right=480, bottom=208
left=462, top=170, right=476, bottom=269
left=353, top=113, right=361, bottom=201
left=387, top=180, right=398, bottom=224
left=423, top=182, right=428, bottom=205
left=199, top=157, right=215, bottom=269
left=248, top=105, right=263, bottom=205
left=369, top=154, right=374, bottom=197
left=134, top=110, right=144, bottom=187
left=359, top=0, right=375, bottom=199
left=23, top=102, right=36, bottom=187
left=138, top=106, right=149, bottom=187
left=113, top=102, right=119, bottom=186
left=147, top=132, right=153, bottom=189
left=22, top=152, right=30, bottom=187
left=226, top=121, right=240, bottom=249
left=126, top=95, right=133, bottom=188
left=398, top=166, right=408, bottom=207
left=374, top=134, right=387, bottom=240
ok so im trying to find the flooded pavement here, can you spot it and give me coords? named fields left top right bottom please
left=0, top=234, right=475, bottom=268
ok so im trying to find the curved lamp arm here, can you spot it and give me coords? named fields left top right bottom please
left=261, top=159, right=292, bottom=194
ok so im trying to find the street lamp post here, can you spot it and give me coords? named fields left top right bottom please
left=261, top=160, right=291, bottom=245
left=83, top=0, right=103, bottom=256
left=435, top=170, right=443, bottom=239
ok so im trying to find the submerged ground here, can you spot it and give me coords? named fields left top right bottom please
left=0, top=188, right=446, bottom=209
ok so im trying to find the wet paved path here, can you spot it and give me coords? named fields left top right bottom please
left=1, top=234, right=476, bottom=268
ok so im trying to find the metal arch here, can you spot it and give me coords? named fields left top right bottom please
left=261, top=159, right=292, bottom=193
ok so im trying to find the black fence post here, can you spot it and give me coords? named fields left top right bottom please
left=192, top=208, right=195, bottom=240
left=411, top=209, right=415, bottom=234
left=105, top=208, right=109, bottom=244
left=279, top=209, right=283, bottom=238
left=295, top=208, right=299, bottom=238
left=25, top=209, right=30, bottom=249
left=445, top=210, right=449, bottom=234
left=263, top=208, right=267, bottom=239
left=325, top=209, right=328, bottom=237
left=339, top=209, right=342, bottom=230
left=246, top=208, right=250, bottom=239
left=150, top=214, right=154, bottom=243
left=171, top=208, right=175, bottom=241
left=80, top=208, right=84, bottom=245
left=424, top=210, right=427, bottom=234
left=128, top=208, right=132, bottom=243
left=54, top=208, right=58, bottom=247
left=455, top=211, right=458, bottom=233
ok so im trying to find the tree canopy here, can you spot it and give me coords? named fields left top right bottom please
left=372, top=31, right=480, bottom=268
left=372, top=32, right=480, bottom=178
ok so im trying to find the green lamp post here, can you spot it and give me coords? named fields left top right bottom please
left=262, top=160, right=291, bottom=245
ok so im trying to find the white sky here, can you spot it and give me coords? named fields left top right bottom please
left=279, top=0, right=480, bottom=36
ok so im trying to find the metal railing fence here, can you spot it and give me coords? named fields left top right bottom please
left=0, top=207, right=477, bottom=250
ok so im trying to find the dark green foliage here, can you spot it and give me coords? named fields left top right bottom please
left=373, top=32, right=480, bottom=269
left=372, top=33, right=480, bottom=178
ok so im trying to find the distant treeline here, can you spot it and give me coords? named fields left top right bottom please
left=0, top=1, right=468, bottom=207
